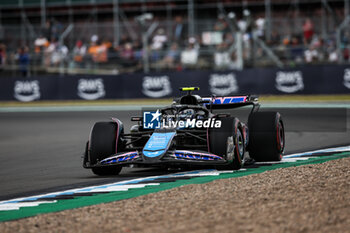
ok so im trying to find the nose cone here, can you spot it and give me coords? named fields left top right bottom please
left=142, top=131, right=176, bottom=160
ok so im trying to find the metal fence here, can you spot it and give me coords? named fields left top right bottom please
left=0, top=1, right=350, bottom=77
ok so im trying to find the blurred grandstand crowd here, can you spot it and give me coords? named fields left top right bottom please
left=0, top=0, right=349, bottom=77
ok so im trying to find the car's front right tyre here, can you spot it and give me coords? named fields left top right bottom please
left=209, top=117, right=245, bottom=170
left=248, top=112, right=285, bottom=161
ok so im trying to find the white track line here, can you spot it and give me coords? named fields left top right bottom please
left=0, top=145, right=349, bottom=210
left=284, top=145, right=350, bottom=158
left=0, top=201, right=57, bottom=211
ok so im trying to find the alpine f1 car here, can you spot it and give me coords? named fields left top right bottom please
left=83, top=87, right=285, bottom=176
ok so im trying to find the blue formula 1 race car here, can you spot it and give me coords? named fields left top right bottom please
left=83, top=87, right=285, bottom=176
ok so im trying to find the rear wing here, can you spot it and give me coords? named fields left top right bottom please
left=202, top=95, right=259, bottom=110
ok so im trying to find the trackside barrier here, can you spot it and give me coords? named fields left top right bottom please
left=0, top=65, right=349, bottom=102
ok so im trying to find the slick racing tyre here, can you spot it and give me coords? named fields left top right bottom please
left=248, top=112, right=285, bottom=161
left=89, top=121, right=123, bottom=176
left=209, top=117, right=245, bottom=170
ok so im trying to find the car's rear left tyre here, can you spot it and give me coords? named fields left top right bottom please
left=209, top=117, right=245, bottom=170
left=89, top=121, right=123, bottom=176
left=248, top=112, right=285, bottom=161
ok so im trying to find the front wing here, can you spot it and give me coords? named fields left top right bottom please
left=84, top=150, right=229, bottom=168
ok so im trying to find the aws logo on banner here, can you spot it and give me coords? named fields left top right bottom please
left=209, top=73, right=238, bottom=96
left=77, top=79, right=105, bottom=100
left=142, top=76, right=172, bottom=98
left=343, top=68, right=350, bottom=89
left=275, top=71, right=304, bottom=93
left=14, top=80, right=41, bottom=102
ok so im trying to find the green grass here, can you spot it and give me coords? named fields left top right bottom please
left=0, top=152, right=349, bottom=222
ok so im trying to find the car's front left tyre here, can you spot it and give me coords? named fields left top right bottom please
left=88, top=121, right=123, bottom=176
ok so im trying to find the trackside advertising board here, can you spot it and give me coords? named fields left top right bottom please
left=0, top=65, right=349, bottom=101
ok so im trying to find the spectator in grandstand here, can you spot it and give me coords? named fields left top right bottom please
left=98, top=39, right=111, bottom=63
left=152, top=28, right=167, bottom=50
left=120, top=42, right=134, bottom=61
left=92, top=34, right=99, bottom=44
left=311, top=34, right=326, bottom=61
left=159, top=43, right=179, bottom=70
left=310, top=34, right=323, bottom=48
left=45, top=37, right=69, bottom=67
left=214, top=42, right=232, bottom=70
left=16, top=46, right=30, bottom=77
left=214, top=14, right=228, bottom=33
left=0, top=43, right=6, bottom=70
left=87, top=35, right=99, bottom=64
left=324, top=37, right=337, bottom=62
left=102, top=38, right=113, bottom=51
left=173, top=16, right=185, bottom=45
left=118, top=42, right=137, bottom=69
left=87, top=36, right=110, bottom=64
left=34, top=35, right=49, bottom=54
left=180, top=37, right=199, bottom=68
left=238, top=17, right=248, bottom=32
left=151, top=28, right=168, bottom=62
left=132, top=39, right=143, bottom=61
left=119, top=35, right=132, bottom=47
left=341, top=31, right=350, bottom=61
left=60, top=44, right=69, bottom=65
left=53, top=44, right=69, bottom=67
left=115, top=35, right=133, bottom=63
left=34, top=34, right=49, bottom=67
left=304, top=45, right=319, bottom=63
left=254, top=16, right=265, bottom=39
left=44, top=38, right=57, bottom=66
left=328, top=48, right=338, bottom=63
left=282, top=35, right=290, bottom=46
left=267, top=30, right=280, bottom=46
left=73, top=40, right=87, bottom=68
left=342, top=31, right=350, bottom=45
left=303, top=18, right=314, bottom=45
left=223, top=33, right=234, bottom=45
left=289, top=35, right=304, bottom=64
left=236, top=16, right=252, bottom=61
left=342, top=48, right=350, bottom=61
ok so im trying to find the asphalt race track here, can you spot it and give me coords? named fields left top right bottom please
left=0, top=107, right=349, bottom=201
